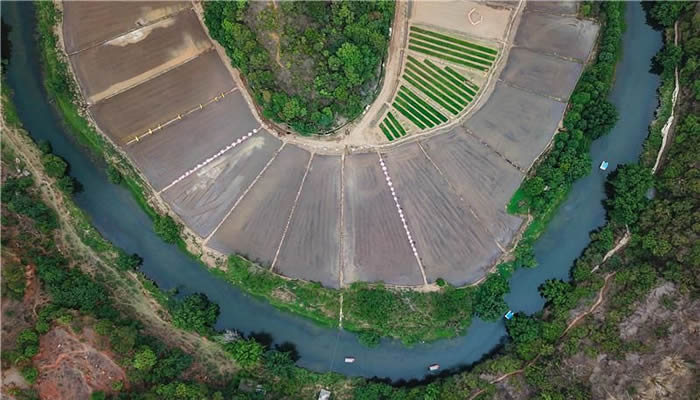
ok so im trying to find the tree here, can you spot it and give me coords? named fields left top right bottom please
left=106, top=164, right=122, bottom=184
left=605, top=163, right=654, bottom=226
left=41, top=153, right=68, bottom=178
left=133, top=346, right=157, bottom=371
left=116, top=249, right=143, bottom=271
left=154, top=215, right=181, bottom=244
left=225, top=338, right=263, bottom=367
left=538, top=279, right=572, bottom=309
left=171, top=293, right=220, bottom=334
left=473, top=273, right=509, bottom=320
left=264, top=350, right=294, bottom=378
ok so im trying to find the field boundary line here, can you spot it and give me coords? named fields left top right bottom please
left=463, top=127, right=526, bottom=174
left=498, top=78, right=568, bottom=103
left=203, top=142, right=286, bottom=244
left=123, top=86, right=239, bottom=146
left=377, top=152, right=428, bottom=286
left=66, top=6, right=192, bottom=55
left=338, top=151, right=346, bottom=289
left=270, top=153, right=315, bottom=272
left=88, top=49, right=215, bottom=106
left=158, top=126, right=262, bottom=195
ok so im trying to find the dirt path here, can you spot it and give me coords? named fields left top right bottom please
left=2, top=122, right=239, bottom=377
left=592, top=227, right=630, bottom=273
left=467, top=272, right=617, bottom=400
left=652, top=21, right=680, bottom=174
left=268, top=31, right=285, bottom=70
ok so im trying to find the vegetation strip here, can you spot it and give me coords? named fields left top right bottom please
left=405, top=61, right=469, bottom=107
left=382, top=117, right=401, bottom=139
left=399, top=86, right=447, bottom=122
left=410, top=25, right=498, bottom=55
left=409, top=45, right=488, bottom=71
left=409, top=37, right=493, bottom=66
left=444, top=65, right=480, bottom=91
left=409, top=31, right=497, bottom=61
left=393, top=101, right=427, bottom=129
left=379, top=121, right=394, bottom=141
left=386, top=112, right=407, bottom=136
left=396, top=90, right=443, bottom=125
left=403, top=74, right=460, bottom=115
left=394, top=96, right=436, bottom=128
left=423, top=58, right=477, bottom=96
left=408, top=56, right=475, bottom=100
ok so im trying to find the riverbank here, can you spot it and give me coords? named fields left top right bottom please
left=32, top=0, right=626, bottom=347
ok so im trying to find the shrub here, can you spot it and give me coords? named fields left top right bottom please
left=171, top=293, right=219, bottom=334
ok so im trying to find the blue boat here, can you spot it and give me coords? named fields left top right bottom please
left=504, top=310, right=514, bottom=320
left=600, top=161, right=609, bottom=171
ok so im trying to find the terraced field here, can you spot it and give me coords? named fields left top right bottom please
left=62, top=1, right=599, bottom=289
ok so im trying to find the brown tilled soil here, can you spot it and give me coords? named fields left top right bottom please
left=34, top=325, right=126, bottom=400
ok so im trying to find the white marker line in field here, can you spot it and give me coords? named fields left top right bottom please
left=377, top=153, right=428, bottom=286
left=158, top=127, right=261, bottom=194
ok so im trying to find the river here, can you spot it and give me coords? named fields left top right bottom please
left=2, top=1, right=661, bottom=381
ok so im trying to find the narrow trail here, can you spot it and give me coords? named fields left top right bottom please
left=652, top=20, right=680, bottom=174
left=467, top=272, right=616, bottom=400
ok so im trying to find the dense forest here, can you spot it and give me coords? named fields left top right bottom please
left=204, top=0, right=394, bottom=135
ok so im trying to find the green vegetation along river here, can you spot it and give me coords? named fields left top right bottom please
left=2, top=1, right=661, bottom=380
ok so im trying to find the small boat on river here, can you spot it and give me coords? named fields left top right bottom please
left=344, top=357, right=356, bottom=364
left=429, top=364, right=440, bottom=371
left=504, top=310, right=514, bottom=320
left=600, top=161, right=609, bottom=171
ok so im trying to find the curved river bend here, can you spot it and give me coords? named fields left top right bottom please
left=3, top=2, right=660, bottom=381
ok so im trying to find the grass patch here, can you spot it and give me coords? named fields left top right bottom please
left=399, top=86, right=447, bottom=123
left=405, top=62, right=469, bottom=107
left=408, top=56, right=474, bottom=101
left=386, top=112, right=407, bottom=136
left=410, top=26, right=498, bottom=55
left=403, top=73, right=460, bottom=115
left=409, top=37, right=493, bottom=66
left=410, top=31, right=496, bottom=61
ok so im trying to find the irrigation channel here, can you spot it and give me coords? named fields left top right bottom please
left=3, top=2, right=661, bottom=381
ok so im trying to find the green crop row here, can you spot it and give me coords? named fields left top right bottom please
left=422, top=59, right=477, bottom=96
left=409, top=37, right=493, bottom=67
left=402, top=73, right=460, bottom=115
left=392, top=102, right=426, bottom=130
left=409, top=32, right=496, bottom=62
left=410, top=26, right=498, bottom=55
left=399, top=86, right=447, bottom=123
left=396, top=90, right=442, bottom=126
left=409, top=45, right=488, bottom=72
left=379, top=122, right=394, bottom=141
left=403, top=69, right=464, bottom=114
left=408, top=57, right=474, bottom=101
left=394, top=96, right=434, bottom=128
left=386, top=112, right=407, bottom=136
left=442, top=64, right=480, bottom=92
left=406, top=62, right=468, bottom=107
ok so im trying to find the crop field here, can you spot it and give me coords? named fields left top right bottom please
left=410, top=0, right=514, bottom=41
left=465, top=82, right=566, bottom=169
left=342, top=153, right=423, bottom=286
left=62, top=1, right=189, bottom=53
left=421, top=128, right=525, bottom=245
left=380, top=112, right=407, bottom=141
left=69, top=10, right=212, bottom=104
left=162, top=131, right=281, bottom=237
left=500, top=48, right=583, bottom=101
left=383, top=142, right=499, bottom=285
left=208, top=145, right=311, bottom=266
left=275, top=155, right=342, bottom=288
left=408, top=26, right=498, bottom=72
left=525, top=1, right=578, bottom=16
left=126, top=91, right=258, bottom=190
left=514, top=12, right=599, bottom=62
left=91, top=51, right=235, bottom=144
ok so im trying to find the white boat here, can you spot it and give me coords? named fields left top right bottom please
left=429, top=364, right=440, bottom=371
left=600, top=161, right=609, bottom=171
left=344, top=357, right=356, bottom=364
left=504, top=310, right=514, bottom=320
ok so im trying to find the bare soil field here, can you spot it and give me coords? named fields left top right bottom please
left=421, top=128, right=524, bottom=246
left=70, top=10, right=212, bottom=104
left=208, top=145, right=311, bottom=267
left=384, top=142, right=499, bottom=285
left=342, top=152, right=423, bottom=286
left=127, top=91, right=258, bottom=191
left=162, top=131, right=281, bottom=238
left=410, top=0, right=515, bottom=42
left=465, top=82, right=566, bottom=169
left=524, top=1, right=578, bottom=16
left=62, top=1, right=189, bottom=53
left=500, top=47, right=583, bottom=101
left=91, top=50, right=235, bottom=145
left=275, top=155, right=342, bottom=288
left=35, top=326, right=126, bottom=400
left=514, top=11, right=599, bottom=62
